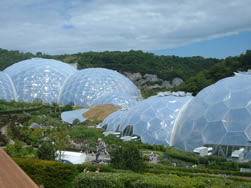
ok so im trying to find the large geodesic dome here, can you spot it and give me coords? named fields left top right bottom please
left=101, top=94, right=192, bottom=146
left=59, top=68, right=141, bottom=107
left=173, top=73, right=251, bottom=151
left=4, top=58, right=77, bottom=103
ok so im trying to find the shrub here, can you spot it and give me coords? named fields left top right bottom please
left=110, top=143, right=146, bottom=172
left=72, top=172, right=251, bottom=188
left=37, top=141, right=55, bottom=160
left=14, top=158, right=78, bottom=188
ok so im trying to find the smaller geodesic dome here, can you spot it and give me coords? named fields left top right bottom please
left=100, top=94, right=192, bottom=146
left=173, top=73, right=251, bottom=151
left=59, top=68, right=141, bottom=107
left=92, top=93, right=138, bottom=109
left=4, top=58, right=77, bottom=103
left=0, top=72, right=15, bottom=101
left=101, top=110, right=129, bottom=131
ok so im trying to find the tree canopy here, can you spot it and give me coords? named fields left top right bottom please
left=176, top=50, right=251, bottom=95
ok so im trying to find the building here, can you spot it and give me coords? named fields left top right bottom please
left=0, top=148, right=38, bottom=188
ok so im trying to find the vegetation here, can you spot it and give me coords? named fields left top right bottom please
left=0, top=48, right=220, bottom=82
left=37, top=141, right=55, bottom=160
left=15, top=158, right=78, bottom=188
left=0, top=48, right=33, bottom=70
left=176, top=50, right=251, bottom=95
left=72, top=172, right=251, bottom=188
left=110, top=143, right=146, bottom=173
left=13, top=158, right=251, bottom=188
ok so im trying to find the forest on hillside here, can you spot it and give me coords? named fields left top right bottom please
left=0, top=48, right=219, bottom=81
left=176, top=50, right=251, bottom=95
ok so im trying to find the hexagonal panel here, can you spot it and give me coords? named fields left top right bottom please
left=221, top=132, right=249, bottom=146
left=185, top=131, right=204, bottom=151
left=225, top=89, right=251, bottom=109
left=203, top=121, right=226, bottom=145
left=204, top=87, right=230, bottom=105
left=193, top=117, right=208, bottom=132
left=224, top=108, right=251, bottom=132
left=205, top=102, right=228, bottom=122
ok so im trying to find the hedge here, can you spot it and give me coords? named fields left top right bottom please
left=14, top=158, right=116, bottom=188
left=146, top=163, right=251, bottom=177
left=72, top=172, right=251, bottom=188
left=14, top=158, right=78, bottom=188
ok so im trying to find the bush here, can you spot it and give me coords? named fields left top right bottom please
left=37, top=142, right=55, bottom=160
left=72, top=172, right=251, bottom=188
left=14, top=158, right=78, bottom=188
left=165, top=146, right=199, bottom=164
left=72, top=173, right=128, bottom=188
left=110, top=143, right=146, bottom=173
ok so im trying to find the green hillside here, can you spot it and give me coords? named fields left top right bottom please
left=0, top=48, right=220, bottom=81
left=176, top=50, right=251, bottom=95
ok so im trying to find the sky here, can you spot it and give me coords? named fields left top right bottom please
left=0, top=0, right=251, bottom=58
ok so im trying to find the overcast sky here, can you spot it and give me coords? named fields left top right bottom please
left=1, top=0, right=251, bottom=57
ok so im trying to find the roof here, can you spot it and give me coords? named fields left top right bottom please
left=193, top=146, right=208, bottom=153
left=231, top=148, right=245, bottom=158
left=56, top=151, right=86, bottom=164
left=0, top=148, right=38, bottom=188
left=29, top=123, right=42, bottom=129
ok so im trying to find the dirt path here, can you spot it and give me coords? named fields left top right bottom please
left=0, top=148, right=38, bottom=188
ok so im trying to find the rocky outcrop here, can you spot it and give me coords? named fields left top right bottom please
left=124, top=72, right=183, bottom=89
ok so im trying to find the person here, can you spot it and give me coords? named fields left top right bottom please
left=96, top=138, right=110, bottom=162
left=95, top=168, right=100, bottom=173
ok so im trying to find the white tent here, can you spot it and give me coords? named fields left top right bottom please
left=56, top=151, right=86, bottom=164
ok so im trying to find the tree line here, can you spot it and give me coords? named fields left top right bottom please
left=176, top=50, right=251, bottom=95
left=0, top=48, right=220, bottom=81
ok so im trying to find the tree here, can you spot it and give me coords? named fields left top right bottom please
left=5, top=140, right=28, bottom=157
left=53, top=124, right=70, bottom=160
left=37, top=141, right=55, bottom=160
left=110, top=143, right=146, bottom=172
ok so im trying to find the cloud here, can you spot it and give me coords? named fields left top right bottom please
left=0, top=0, right=251, bottom=54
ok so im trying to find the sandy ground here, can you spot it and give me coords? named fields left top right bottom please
left=0, top=148, right=38, bottom=188
left=83, top=104, right=121, bottom=121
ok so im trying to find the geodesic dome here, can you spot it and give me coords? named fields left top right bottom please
left=59, top=68, right=141, bottom=107
left=101, top=94, right=192, bottom=146
left=4, top=58, right=77, bottom=103
left=0, top=72, right=15, bottom=101
left=173, top=73, right=251, bottom=151
left=92, top=93, right=138, bottom=109
left=101, top=110, right=129, bottom=131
